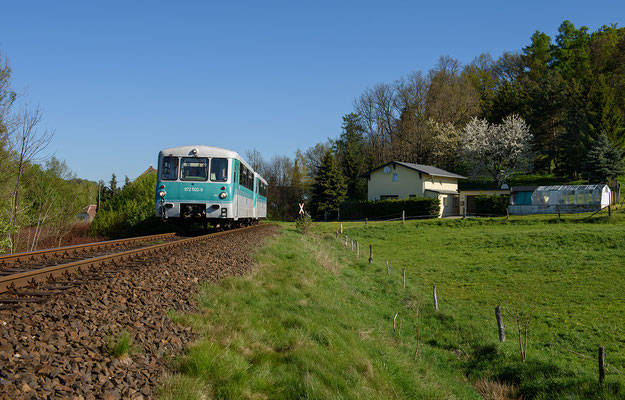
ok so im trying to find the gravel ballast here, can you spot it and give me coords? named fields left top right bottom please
left=0, top=224, right=279, bottom=399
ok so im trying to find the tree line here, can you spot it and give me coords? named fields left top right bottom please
left=0, top=54, right=97, bottom=253
left=255, top=20, right=625, bottom=220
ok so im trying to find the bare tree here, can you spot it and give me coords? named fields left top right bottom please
left=0, top=53, right=17, bottom=140
left=245, top=148, right=265, bottom=174
left=8, top=105, right=53, bottom=252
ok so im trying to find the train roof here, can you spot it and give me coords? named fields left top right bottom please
left=158, top=145, right=254, bottom=172
left=254, top=172, right=268, bottom=185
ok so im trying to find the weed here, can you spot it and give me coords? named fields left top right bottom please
left=107, top=330, right=135, bottom=359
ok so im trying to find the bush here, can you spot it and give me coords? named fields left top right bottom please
left=474, top=194, right=510, bottom=216
left=295, top=214, right=313, bottom=234
left=90, top=170, right=166, bottom=238
left=339, top=197, right=440, bottom=220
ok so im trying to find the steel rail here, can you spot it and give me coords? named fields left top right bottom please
left=0, top=232, right=179, bottom=266
left=0, top=224, right=262, bottom=294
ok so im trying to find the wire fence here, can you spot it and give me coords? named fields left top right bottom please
left=333, top=226, right=625, bottom=387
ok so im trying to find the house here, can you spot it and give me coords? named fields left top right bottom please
left=77, top=204, right=97, bottom=221
left=458, top=188, right=511, bottom=216
left=360, top=161, right=466, bottom=217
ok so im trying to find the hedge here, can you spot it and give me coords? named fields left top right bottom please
left=474, top=194, right=510, bottom=216
left=338, top=197, right=440, bottom=220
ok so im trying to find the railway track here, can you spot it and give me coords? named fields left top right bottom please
left=0, top=225, right=262, bottom=306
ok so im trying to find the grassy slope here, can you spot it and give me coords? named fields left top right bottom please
left=159, top=227, right=481, bottom=399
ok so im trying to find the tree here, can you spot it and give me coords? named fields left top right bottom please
left=461, top=115, right=533, bottom=184
left=109, top=173, right=118, bottom=197
left=583, top=133, right=624, bottom=183
left=245, top=148, right=265, bottom=173
left=7, top=105, right=53, bottom=252
left=311, top=149, right=346, bottom=219
left=427, top=119, right=461, bottom=171
left=335, top=113, right=368, bottom=200
left=0, top=53, right=17, bottom=139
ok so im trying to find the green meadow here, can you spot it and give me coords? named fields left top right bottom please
left=160, top=212, right=625, bottom=399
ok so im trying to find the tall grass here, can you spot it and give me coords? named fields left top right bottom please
left=160, top=229, right=481, bottom=399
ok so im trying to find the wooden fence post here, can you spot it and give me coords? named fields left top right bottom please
left=336, top=229, right=338, bottom=239
left=495, top=305, right=505, bottom=342
left=599, top=346, right=605, bottom=385
left=402, top=268, right=406, bottom=289
left=365, top=218, right=368, bottom=227
left=402, top=210, right=405, bottom=224
left=344, top=235, right=348, bottom=247
left=340, top=223, right=343, bottom=234
left=351, top=239, right=354, bottom=251
left=386, top=260, right=390, bottom=275
left=368, top=244, right=373, bottom=264
left=433, top=286, right=438, bottom=311
left=356, top=241, right=360, bottom=257
left=393, top=312, right=398, bottom=332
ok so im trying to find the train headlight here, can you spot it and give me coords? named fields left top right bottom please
left=159, top=190, right=166, bottom=198
left=219, top=192, right=227, bottom=199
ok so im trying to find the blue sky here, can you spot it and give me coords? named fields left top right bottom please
left=0, top=1, right=623, bottom=182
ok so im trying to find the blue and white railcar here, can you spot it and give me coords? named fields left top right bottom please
left=154, top=145, right=267, bottom=227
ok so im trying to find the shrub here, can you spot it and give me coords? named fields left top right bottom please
left=90, top=170, right=166, bottom=238
left=339, top=197, right=440, bottom=220
left=295, top=214, right=313, bottom=234
left=474, top=194, right=510, bottom=216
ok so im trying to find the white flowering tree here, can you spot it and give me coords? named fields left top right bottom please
left=461, top=114, right=533, bottom=184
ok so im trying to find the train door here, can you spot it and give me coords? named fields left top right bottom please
left=233, top=159, right=239, bottom=219
left=253, top=177, right=258, bottom=218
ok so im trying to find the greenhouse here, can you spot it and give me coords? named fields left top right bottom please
left=509, top=184, right=611, bottom=215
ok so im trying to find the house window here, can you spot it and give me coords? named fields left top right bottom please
left=409, top=194, right=417, bottom=198
left=443, top=197, right=448, bottom=206
left=380, top=195, right=399, bottom=201
left=453, top=197, right=459, bottom=207
left=392, top=173, right=398, bottom=181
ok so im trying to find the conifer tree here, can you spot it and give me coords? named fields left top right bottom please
left=311, top=149, right=346, bottom=219
left=335, top=113, right=368, bottom=200
left=583, top=133, right=624, bottom=183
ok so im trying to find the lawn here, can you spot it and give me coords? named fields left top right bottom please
left=160, top=211, right=625, bottom=399
left=316, top=212, right=625, bottom=398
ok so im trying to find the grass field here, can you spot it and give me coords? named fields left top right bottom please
left=160, top=211, right=625, bottom=399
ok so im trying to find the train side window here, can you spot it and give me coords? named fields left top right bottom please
left=181, top=157, right=208, bottom=181
left=210, top=158, right=228, bottom=182
left=161, top=156, right=178, bottom=181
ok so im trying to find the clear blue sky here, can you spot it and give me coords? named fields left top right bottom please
left=1, top=1, right=623, bottom=182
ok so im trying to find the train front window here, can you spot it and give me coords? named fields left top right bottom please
left=161, top=156, right=178, bottom=181
left=181, top=157, right=208, bottom=181
left=210, top=158, right=228, bottom=182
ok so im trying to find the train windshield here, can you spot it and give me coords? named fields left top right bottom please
left=181, top=157, right=208, bottom=181
left=161, top=156, right=179, bottom=181
left=210, top=158, right=228, bottom=182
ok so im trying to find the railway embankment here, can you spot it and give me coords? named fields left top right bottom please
left=0, top=224, right=279, bottom=399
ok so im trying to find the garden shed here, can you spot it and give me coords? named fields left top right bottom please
left=509, top=184, right=611, bottom=215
